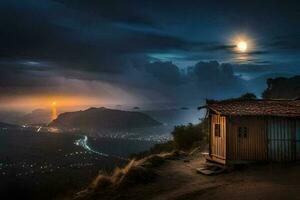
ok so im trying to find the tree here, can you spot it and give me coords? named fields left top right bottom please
left=171, top=118, right=208, bottom=150
left=238, top=93, right=257, bottom=100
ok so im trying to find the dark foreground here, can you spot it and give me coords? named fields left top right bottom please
left=78, top=152, right=300, bottom=200
left=0, top=130, right=155, bottom=200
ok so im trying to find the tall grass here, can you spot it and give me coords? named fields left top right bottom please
left=74, top=152, right=185, bottom=200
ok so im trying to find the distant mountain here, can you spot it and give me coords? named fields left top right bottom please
left=262, top=75, right=300, bottom=99
left=142, top=108, right=201, bottom=126
left=0, top=122, right=19, bottom=129
left=20, top=109, right=52, bottom=124
left=49, top=107, right=161, bottom=130
left=0, top=111, right=24, bottom=125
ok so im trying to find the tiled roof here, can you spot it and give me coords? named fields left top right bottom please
left=207, top=99, right=300, bottom=117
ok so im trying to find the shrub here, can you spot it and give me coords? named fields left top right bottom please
left=172, top=122, right=203, bottom=150
left=239, top=92, right=257, bottom=100
left=172, top=118, right=208, bottom=150
left=131, top=119, right=209, bottom=159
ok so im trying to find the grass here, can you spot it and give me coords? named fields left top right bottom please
left=73, top=151, right=186, bottom=200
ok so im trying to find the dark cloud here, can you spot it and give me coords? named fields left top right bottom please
left=143, top=61, right=182, bottom=85
left=134, top=60, right=246, bottom=101
left=253, top=61, right=271, bottom=64
left=0, top=0, right=299, bottom=108
left=52, top=0, right=157, bottom=27
left=191, top=61, right=244, bottom=94
left=232, top=64, right=275, bottom=73
left=268, top=35, right=300, bottom=52
left=204, top=45, right=236, bottom=52
left=0, top=0, right=202, bottom=75
left=244, top=51, right=270, bottom=55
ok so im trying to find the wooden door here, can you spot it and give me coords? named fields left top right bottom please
left=228, top=117, right=267, bottom=161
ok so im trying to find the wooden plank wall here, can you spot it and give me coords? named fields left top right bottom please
left=210, top=114, right=226, bottom=159
left=227, top=116, right=267, bottom=161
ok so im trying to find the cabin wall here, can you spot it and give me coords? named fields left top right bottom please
left=267, top=118, right=300, bottom=161
left=210, top=114, right=226, bottom=161
left=296, top=120, right=300, bottom=160
left=208, top=111, right=300, bottom=163
left=226, top=116, right=300, bottom=162
left=227, top=116, right=267, bottom=161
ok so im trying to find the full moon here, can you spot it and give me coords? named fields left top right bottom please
left=237, top=41, right=247, bottom=52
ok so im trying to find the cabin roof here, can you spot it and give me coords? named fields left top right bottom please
left=206, top=99, right=300, bottom=117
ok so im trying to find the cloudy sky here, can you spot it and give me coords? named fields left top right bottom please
left=0, top=0, right=299, bottom=111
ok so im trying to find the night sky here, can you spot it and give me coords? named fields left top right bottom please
left=0, top=0, right=299, bottom=110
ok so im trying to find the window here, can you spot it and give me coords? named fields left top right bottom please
left=214, top=124, right=221, bottom=137
left=238, top=127, right=248, bottom=138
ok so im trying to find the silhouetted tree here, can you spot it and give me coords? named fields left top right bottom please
left=171, top=118, right=208, bottom=150
left=262, top=76, right=300, bottom=99
left=239, top=93, right=257, bottom=100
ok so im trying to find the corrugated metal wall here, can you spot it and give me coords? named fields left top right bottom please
left=227, top=117, right=267, bottom=161
left=296, top=120, right=300, bottom=160
left=210, top=114, right=226, bottom=159
left=267, top=118, right=300, bottom=161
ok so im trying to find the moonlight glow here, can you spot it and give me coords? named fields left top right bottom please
left=237, top=41, right=247, bottom=52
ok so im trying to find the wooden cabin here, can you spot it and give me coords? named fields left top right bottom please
left=205, top=99, right=300, bottom=165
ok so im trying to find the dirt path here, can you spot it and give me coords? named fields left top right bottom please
left=148, top=157, right=227, bottom=200
left=113, top=153, right=300, bottom=200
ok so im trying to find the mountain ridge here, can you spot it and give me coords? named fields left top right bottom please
left=48, top=107, right=162, bottom=131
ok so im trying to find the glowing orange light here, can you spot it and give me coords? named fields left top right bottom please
left=51, top=101, right=57, bottom=121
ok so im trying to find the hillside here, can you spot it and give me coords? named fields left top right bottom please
left=262, top=75, right=300, bottom=99
left=49, top=107, right=161, bottom=130
left=74, top=152, right=300, bottom=200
